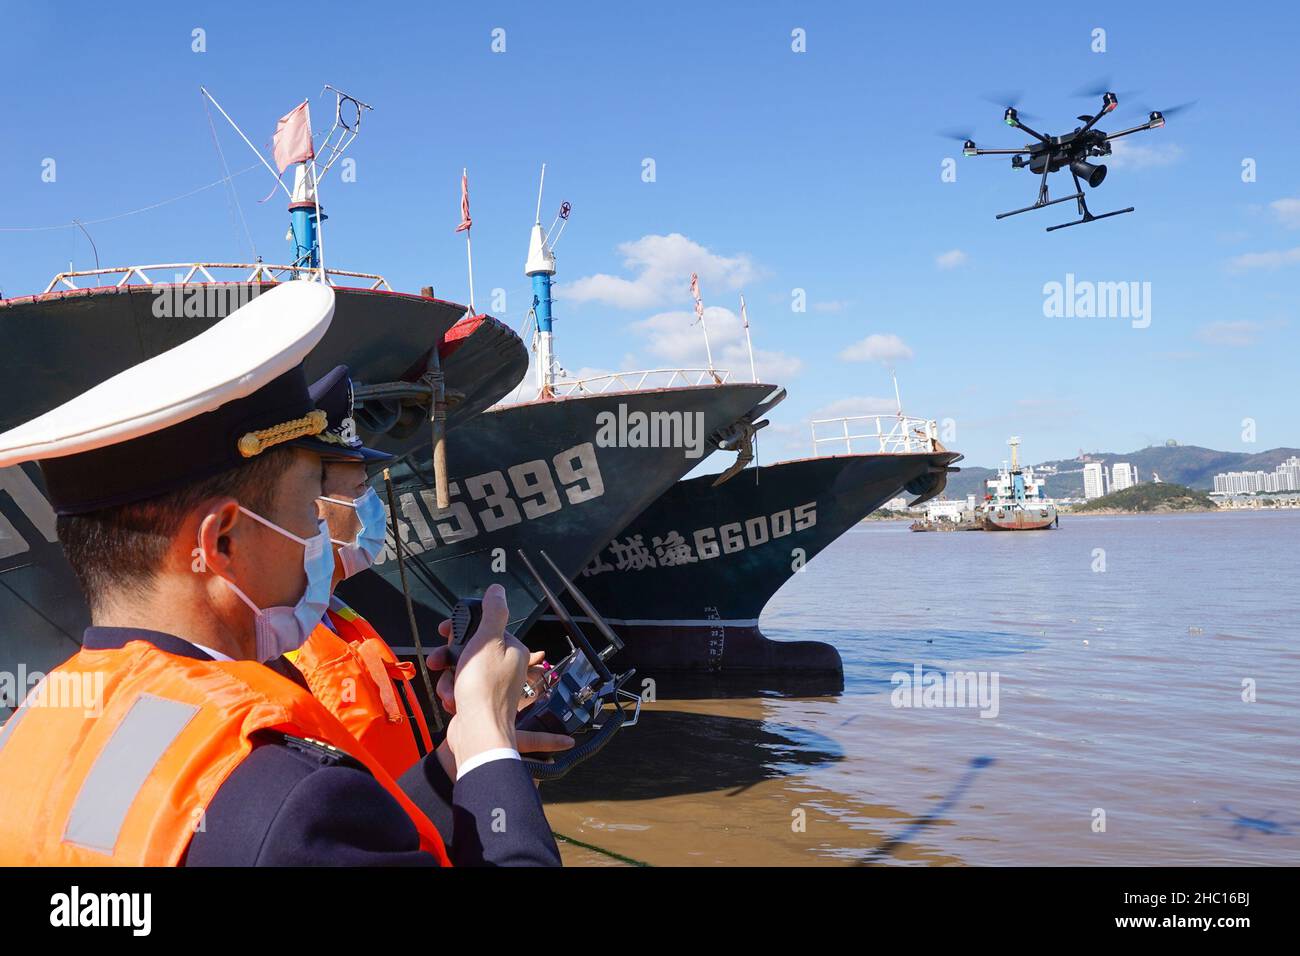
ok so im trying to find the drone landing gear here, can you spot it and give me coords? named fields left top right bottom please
left=1045, top=205, right=1134, bottom=232
left=997, top=167, right=1135, bottom=231
left=995, top=191, right=1083, bottom=220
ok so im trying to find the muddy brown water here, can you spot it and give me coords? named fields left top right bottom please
left=543, top=511, right=1300, bottom=866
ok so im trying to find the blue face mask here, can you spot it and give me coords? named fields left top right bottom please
left=218, top=508, right=335, bottom=661
left=322, top=486, right=387, bottom=579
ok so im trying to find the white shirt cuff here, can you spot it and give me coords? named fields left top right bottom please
left=456, top=747, right=521, bottom=780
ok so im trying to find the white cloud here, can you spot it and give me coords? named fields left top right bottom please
left=557, top=234, right=758, bottom=310
left=1269, top=198, right=1300, bottom=228
left=723, top=344, right=804, bottom=381
left=1194, top=320, right=1266, bottom=347
left=1226, top=247, right=1300, bottom=272
left=628, top=306, right=802, bottom=380
left=935, top=249, right=968, bottom=270
left=839, top=332, right=914, bottom=364
left=1106, top=140, right=1185, bottom=169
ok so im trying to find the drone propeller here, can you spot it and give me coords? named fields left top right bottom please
left=979, top=91, right=1040, bottom=122
left=1139, top=99, right=1198, bottom=120
left=1072, top=77, right=1140, bottom=100
left=938, top=128, right=977, bottom=143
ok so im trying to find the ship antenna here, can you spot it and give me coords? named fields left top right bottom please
left=690, top=273, right=718, bottom=380
left=524, top=164, right=560, bottom=397
left=314, top=85, right=372, bottom=185
left=739, top=293, right=758, bottom=383
left=535, top=162, right=546, bottom=225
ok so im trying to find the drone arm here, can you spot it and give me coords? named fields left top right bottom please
left=1008, top=120, right=1049, bottom=144
left=1105, top=121, right=1160, bottom=141
left=967, top=147, right=1032, bottom=156
left=1077, top=93, right=1120, bottom=135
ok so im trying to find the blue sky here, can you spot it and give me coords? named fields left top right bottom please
left=1, top=0, right=1297, bottom=467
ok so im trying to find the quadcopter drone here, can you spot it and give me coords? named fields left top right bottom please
left=953, top=89, right=1187, bottom=231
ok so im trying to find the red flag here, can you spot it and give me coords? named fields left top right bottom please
left=690, top=273, right=705, bottom=325
left=272, top=101, right=314, bottom=173
left=455, top=170, right=472, bottom=233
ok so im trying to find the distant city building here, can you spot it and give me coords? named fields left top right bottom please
left=1083, top=462, right=1107, bottom=499
left=1212, top=456, right=1300, bottom=495
left=1111, top=462, right=1137, bottom=491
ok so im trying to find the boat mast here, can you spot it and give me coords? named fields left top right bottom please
left=288, top=87, right=372, bottom=273
left=199, top=84, right=370, bottom=279
left=1008, top=436, right=1026, bottom=503
left=287, top=165, right=323, bottom=270
left=525, top=164, right=559, bottom=397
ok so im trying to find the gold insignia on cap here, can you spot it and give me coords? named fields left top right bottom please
left=237, top=409, right=328, bottom=458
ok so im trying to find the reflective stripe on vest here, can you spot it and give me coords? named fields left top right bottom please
left=0, top=641, right=450, bottom=867
left=291, top=605, right=433, bottom=778
left=64, top=694, right=199, bottom=853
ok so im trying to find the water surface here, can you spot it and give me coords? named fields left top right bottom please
left=543, top=510, right=1299, bottom=865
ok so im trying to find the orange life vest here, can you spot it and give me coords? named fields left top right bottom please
left=0, top=640, right=451, bottom=867
left=289, top=604, right=434, bottom=778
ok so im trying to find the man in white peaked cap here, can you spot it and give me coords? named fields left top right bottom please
left=0, top=281, right=560, bottom=866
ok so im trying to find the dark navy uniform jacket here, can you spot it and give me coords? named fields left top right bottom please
left=82, top=627, right=561, bottom=867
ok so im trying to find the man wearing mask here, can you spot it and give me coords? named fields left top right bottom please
left=0, top=283, right=560, bottom=867
left=286, top=366, right=573, bottom=783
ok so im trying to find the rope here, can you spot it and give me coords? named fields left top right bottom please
left=0, top=163, right=261, bottom=233
left=551, top=830, right=651, bottom=867
left=204, top=94, right=258, bottom=260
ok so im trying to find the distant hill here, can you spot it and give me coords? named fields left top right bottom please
left=941, top=445, right=1299, bottom=501
left=1073, top=482, right=1216, bottom=513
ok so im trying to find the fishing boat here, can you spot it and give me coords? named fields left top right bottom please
left=340, top=168, right=787, bottom=639
left=527, top=407, right=961, bottom=675
left=979, top=436, right=1057, bottom=530
left=0, top=87, right=528, bottom=697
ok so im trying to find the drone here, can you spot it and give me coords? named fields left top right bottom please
left=952, top=89, right=1188, bottom=231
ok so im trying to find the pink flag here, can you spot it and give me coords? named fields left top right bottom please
left=690, top=273, right=705, bottom=325
left=272, top=101, right=314, bottom=173
left=455, top=170, right=472, bottom=233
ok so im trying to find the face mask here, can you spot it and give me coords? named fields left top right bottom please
left=214, top=507, right=335, bottom=661
left=321, top=486, right=387, bottom=579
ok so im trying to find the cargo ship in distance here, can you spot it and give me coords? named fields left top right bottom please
left=528, top=410, right=961, bottom=676
left=979, top=436, right=1057, bottom=531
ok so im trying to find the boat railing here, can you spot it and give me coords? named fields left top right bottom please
left=810, top=414, right=940, bottom=455
left=41, top=262, right=393, bottom=294
left=548, top=367, right=732, bottom=396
